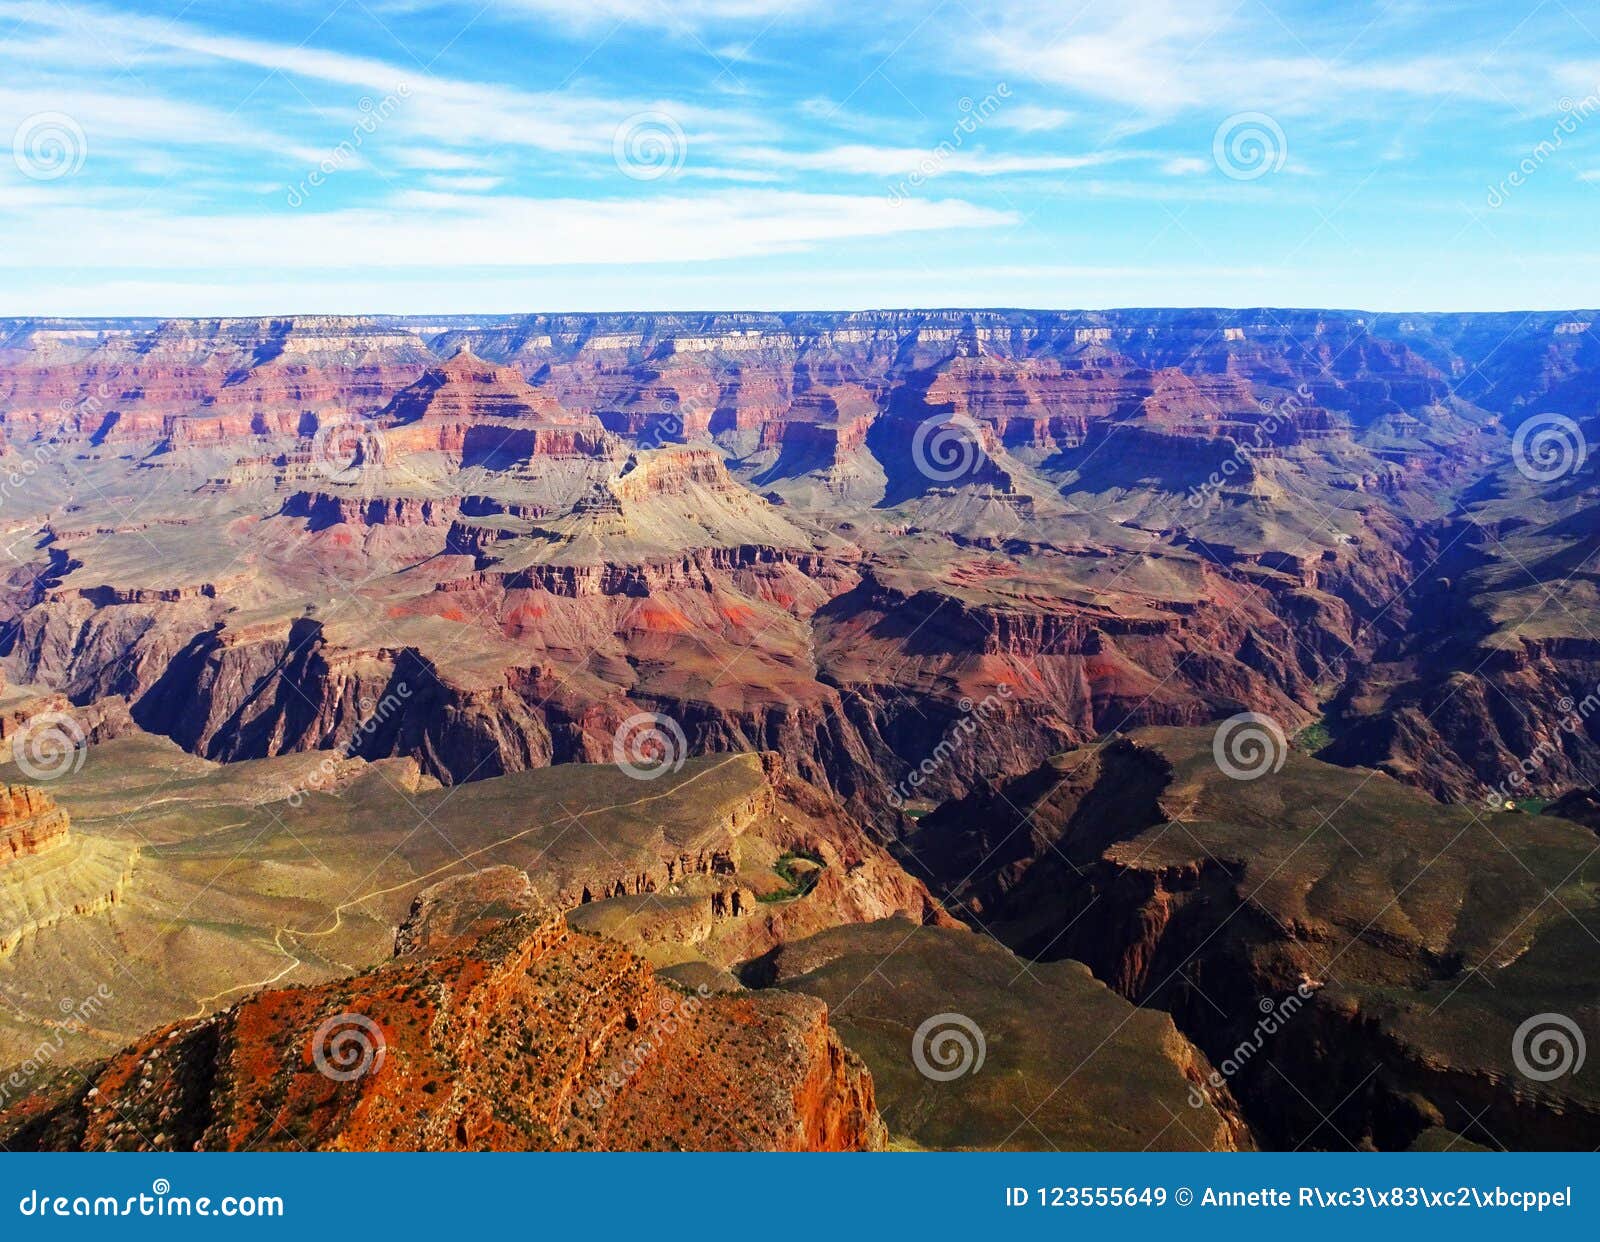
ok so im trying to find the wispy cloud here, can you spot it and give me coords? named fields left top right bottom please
left=732, top=143, right=1133, bottom=178
left=970, top=0, right=1513, bottom=114
left=423, top=0, right=814, bottom=31
left=989, top=105, right=1075, bottom=133
left=0, top=190, right=1014, bottom=270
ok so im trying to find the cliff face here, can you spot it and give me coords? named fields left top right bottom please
left=2, top=906, right=884, bottom=1152
left=907, top=728, right=1600, bottom=1151
left=1, top=308, right=1596, bottom=828
left=0, top=785, right=69, bottom=864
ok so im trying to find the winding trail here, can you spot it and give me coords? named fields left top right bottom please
left=182, top=755, right=748, bottom=1018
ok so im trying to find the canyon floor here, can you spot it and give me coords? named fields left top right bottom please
left=1, top=309, right=1597, bottom=1150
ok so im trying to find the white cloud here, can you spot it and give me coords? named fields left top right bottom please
left=430, top=0, right=812, bottom=30
left=972, top=0, right=1510, bottom=114
left=0, top=83, right=327, bottom=166
left=0, top=1, right=764, bottom=163
left=733, top=143, right=1132, bottom=178
left=0, top=189, right=1014, bottom=270
left=989, top=105, right=1075, bottom=132
left=388, top=148, right=496, bottom=171
left=421, top=174, right=505, bottom=192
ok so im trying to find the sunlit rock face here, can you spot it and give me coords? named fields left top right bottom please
left=0, top=309, right=1595, bottom=826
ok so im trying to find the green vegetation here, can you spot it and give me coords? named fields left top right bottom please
left=757, top=849, right=825, bottom=903
left=1295, top=719, right=1334, bottom=753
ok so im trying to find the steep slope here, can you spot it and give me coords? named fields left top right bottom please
left=1, top=904, right=883, bottom=1152
left=0, top=309, right=1595, bottom=824
left=0, top=736, right=941, bottom=1072
left=760, top=918, right=1249, bottom=1151
left=905, top=727, right=1600, bottom=1150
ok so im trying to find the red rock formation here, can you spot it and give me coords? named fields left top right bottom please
left=0, top=785, right=69, bottom=864
left=2, top=909, right=884, bottom=1152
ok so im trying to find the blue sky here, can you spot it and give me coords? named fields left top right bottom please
left=2, top=0, right=1599, bottom=314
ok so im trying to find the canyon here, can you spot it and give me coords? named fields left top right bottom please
left=0, top=308, right=1596, bottom=1150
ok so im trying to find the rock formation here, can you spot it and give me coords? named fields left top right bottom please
left=0, top=785, right=68, bottom=864
left=2, top=897, right=883, bottom=1152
